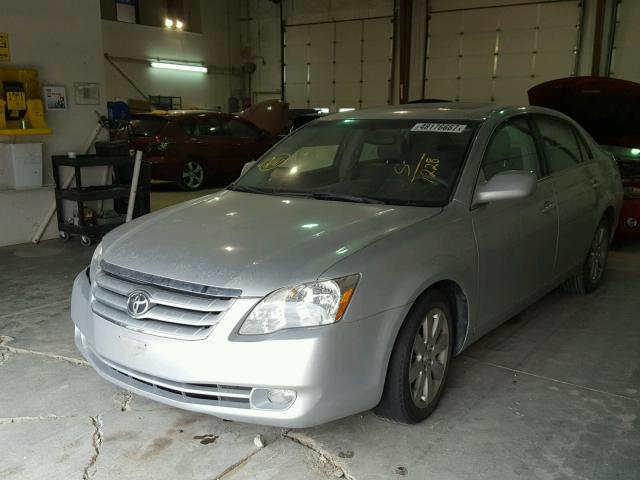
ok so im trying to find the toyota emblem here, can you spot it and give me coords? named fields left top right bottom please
left=127, top=290, right=151, bottom=317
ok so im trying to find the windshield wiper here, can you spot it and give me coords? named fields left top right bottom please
left=311, top=192, right=386, bottom=204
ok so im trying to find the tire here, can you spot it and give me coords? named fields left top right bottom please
left=562, top=218, right=610, bottom=294
left=178, top=159, right=205, bottom=191
left=375, top=289, right=454, bottom=423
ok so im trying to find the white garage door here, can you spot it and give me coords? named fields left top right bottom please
left=284, top=17, right=394, bottom=110
left=609, top=0, right=640, bottom=83
left=424, top=1, right=583, bottom=104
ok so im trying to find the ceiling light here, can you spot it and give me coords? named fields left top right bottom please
left=151, top=62, right=208, bottom=73
left=175, top=20, right=184, bottom=30
left=164, top=18, right=174, bottom=28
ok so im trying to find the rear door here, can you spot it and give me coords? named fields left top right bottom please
left=472, top=115, right=559, bottom=327
left=181, top=115, right=237, bottom=172
left=532, top=115, right=600, bottom=275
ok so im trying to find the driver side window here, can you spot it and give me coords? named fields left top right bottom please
left=481, top=117, right=541, bottom=181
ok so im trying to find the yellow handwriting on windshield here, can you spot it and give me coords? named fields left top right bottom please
left=393, top=154, right=440, bottom=183
left=259, top=154, right=289, bottom=172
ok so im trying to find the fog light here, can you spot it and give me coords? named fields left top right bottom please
left=250, top=388, right=297, bottom=410
left=267, top=389, right=296, bottom=405
left=626, top=217, right=638, bottom=228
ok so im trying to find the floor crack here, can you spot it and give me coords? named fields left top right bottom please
left=119, top=391, right=133, bottom=412
left=211, top=448, right=261, bottom=480
left=462, top=355, right=640, bottom=402
left=284, top=431, right=355, bottom=480
left=0, top=335, right=88, bottom=368
left=82, top=415, right=103, bottom=480
left=0, top=414, right=74, bottom=425
left=0, top=350, right=10, bottom=366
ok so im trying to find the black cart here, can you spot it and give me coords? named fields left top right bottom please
left=52, top=154, right=150, bottom=246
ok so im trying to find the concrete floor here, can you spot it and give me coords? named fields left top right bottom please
left=1, top=235, right=639, bottom=480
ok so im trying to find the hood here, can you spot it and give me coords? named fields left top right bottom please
left=103, top=191, right=440, bottom=296
left=528, top=76, right=640, bottom=148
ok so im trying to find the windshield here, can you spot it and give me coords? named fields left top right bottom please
left=233, top=119, right=479, bottom=206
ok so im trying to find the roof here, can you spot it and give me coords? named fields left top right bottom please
left=318, top=102, right=511, bottom=121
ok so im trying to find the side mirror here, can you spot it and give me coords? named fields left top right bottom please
left=473, top=171, right=537, bottom=205
left=240, top=160, right=256, bottom=178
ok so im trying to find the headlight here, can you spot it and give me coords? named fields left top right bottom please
left=89, top=242, right=103, bottom=284
left=239, top=274, right=360, bottom=335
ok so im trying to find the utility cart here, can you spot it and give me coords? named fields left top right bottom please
left=52, top=153, right=149, bottom=246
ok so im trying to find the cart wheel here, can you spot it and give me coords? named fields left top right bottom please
left=59, top=231, right=70, bottom=242
left=80, top=236, right=93, bottom=247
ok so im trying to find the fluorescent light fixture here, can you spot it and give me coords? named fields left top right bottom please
left=151, top=61, right=208, bottom=73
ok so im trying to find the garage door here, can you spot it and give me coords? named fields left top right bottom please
left=424, top=1, right=583, bottom=104
left=284, top=17, right=394, bottom=110
left=609, top=0, right=640, bottom=83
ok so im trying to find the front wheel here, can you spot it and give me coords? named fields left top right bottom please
left=178, top=159, right=205, bottom=191
left=563, top=218, right=610, bottom=294
left=375, top=289, right=453, bottom=423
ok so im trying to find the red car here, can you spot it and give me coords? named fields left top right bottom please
left=129, top=111, right=277, bottom=190
left=529, top=77, right=640, bottom=236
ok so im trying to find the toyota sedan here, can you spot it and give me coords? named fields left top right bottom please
left=71, top=103, right=622, bottom=427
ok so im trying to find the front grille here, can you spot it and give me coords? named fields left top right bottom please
left=89, top=349, right=251, bottom=409
left=91, top=261, right=241, bottom=340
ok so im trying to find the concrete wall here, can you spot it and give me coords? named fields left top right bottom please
left=102, top=0, right=243, bottom=111
left=0, top=0, right=108, bottom=246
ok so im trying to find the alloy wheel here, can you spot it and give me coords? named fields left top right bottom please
left=182, top=161, right=204, bottom=189
left=588, top=225, right=608, bottom=283
left=409, top=308, right=450, bottom=408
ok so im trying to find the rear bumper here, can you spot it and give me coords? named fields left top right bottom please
left=616, top=198, right=640, bottom=236
left=71, top=270, right=404, bottom=427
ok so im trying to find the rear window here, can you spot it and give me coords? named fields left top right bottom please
left=130, top=116, right=167, bottom=136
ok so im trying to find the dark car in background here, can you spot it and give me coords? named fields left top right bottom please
left=129, top=111, right=277, bottom=190
left=529, top=77, right=640, bottom=236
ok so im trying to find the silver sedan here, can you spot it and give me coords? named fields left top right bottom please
left=71, top=103, right=623, bottom=427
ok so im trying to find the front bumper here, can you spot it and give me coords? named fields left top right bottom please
left=71, top=270, right=404, bottom=428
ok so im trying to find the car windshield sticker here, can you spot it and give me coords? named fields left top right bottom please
left=394, top=154, right=440, bottom=184
left=258, top=154, right=289, bottom=172
left=411, top=123, right=467, bottom=133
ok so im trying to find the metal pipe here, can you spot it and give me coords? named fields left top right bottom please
left=126, top=151, right=143, bottom=223
left=421, top=0, right=430, bottom=100
left=280, top=0, right=286, bottom=102
left=604, top=0, right=620, bottom=77
left=285, top=15, right=392, bottom=27
left=389, top=0, right=399, bottom=105
left=591, top=0, right=607, bottom=76
left=573, top=0, right=587, bottom=75
left=432, top=0, right=578, bottom=14
left=104, top=53, right=149, bottom=101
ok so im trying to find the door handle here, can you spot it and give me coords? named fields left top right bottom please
left=541, top=201, right=554, bottom=214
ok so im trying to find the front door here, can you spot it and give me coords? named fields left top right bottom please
left=471, top=115, right=559, bottom=329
